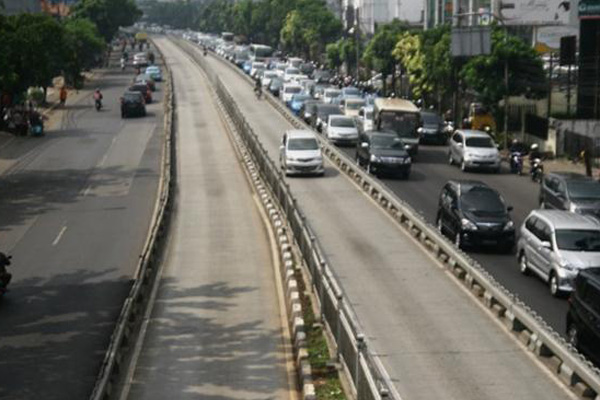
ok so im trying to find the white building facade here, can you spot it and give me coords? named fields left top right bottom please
left=337, top=0, right=424, bottom=34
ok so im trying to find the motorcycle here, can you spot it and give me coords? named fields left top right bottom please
left=0, top=254, right=12, bottom=296
left=120, top=58, right=126, bottom=70
left=510, top=151, right=524, bottom=175
left=254, top=87, right=262, bottom=100
left=203, top=49, right=208, bottom=57
left=95, top=99, right=102, bottom=111
left=531, top=158, right=544, bottom=182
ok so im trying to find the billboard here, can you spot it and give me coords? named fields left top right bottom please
left=579, top=0, right=600, bottom=19
left=501, top=0, right=572, bottom=26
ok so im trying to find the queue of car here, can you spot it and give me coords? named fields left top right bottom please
left=186, top=28, right=600, bottom=372
left=121, top=61, right=162, bottom=118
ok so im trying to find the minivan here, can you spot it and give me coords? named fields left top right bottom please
left=279, top=130, right=324, bottom=176
left=540, top=172, right=600, bottom=219
left=517, top=210, right=600, bottom=296
left=567, top=268, right=600, bottom=365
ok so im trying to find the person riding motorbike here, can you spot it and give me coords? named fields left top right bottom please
left=509, top=139, right=525, bottom=174
left=529, top=143, right=544, bottom=181
left=120, top=57, right=126, bottom=70
left=0, top=251, right=12, bottom=293
left=254, top=76, right=262, bottom=98
left=93, top=89, right=103, bottom=111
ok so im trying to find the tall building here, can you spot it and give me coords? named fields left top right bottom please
left=1, top=0, right=42, bottom=15
left=340, top=0, right=424, bottom=34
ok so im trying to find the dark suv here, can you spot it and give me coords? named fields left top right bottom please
left=540, top=172, right=600, bottom=218
left=567, top=268, right=600, bottom=365
left=355, top=131, right=411, bottom=179
left=121, top=91, right=146, bottom=118
left=436, top=180, right=515, bottom=251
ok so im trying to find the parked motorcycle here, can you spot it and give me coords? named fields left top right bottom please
left=510, top=151, right=524, bottom=175
left=531, top=158, right=544, bottom=182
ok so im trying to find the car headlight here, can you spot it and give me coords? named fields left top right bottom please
left=559, top=259, right=575, bottom=271
left=503, top=220, right=514, bottom=231
left=569, top=203, right=578, bottom=212
left=370, top=154, right=381, bottom=163
left=404, top=157, right=412, bottom=164
left=464, top=152, right=473, bottom=160
left=461, top=218, right=478, bottom=231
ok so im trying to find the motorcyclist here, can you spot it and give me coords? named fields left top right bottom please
left=93, top=89, right=103, bottom=109
left=120, top=57, right=126, bottom=70
left=254, top=76, right=262, bottom=97
left=529, top=143, right=542, bottom=163
left=0, top=251, right=12, bottom=291
left=509, top=139, right=526, bottom=154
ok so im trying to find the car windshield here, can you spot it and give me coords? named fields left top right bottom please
left=465, top=137, right=495, bottom=148
left=252, top=63, right=265, bottom=69
left=288, top=138, right=319, bottom=150
left=370, top=135, right=405, bottom=149
left=292, top=95, right=311, bottom=102
left=379, top=112, right=419, bottom=138
left=330, top=118, right=355, bottom=128
left=567, top=181, right=600, bottom=200
left=264, top=72, right=278, bottom=78
left=285, top=68, right=300, bottom=75
left=343, top=88, right=361, bottom=96
left=556, top=229, right=600, bottom=252
left=285, top=87, right=301, bottom=94
left=325, top=90, right=341, bottom=98
left=421, top=113, right=442, bottom=126
left=131, top=85, right=146, bottom=91
left=318, top=106, right=341, bottom=117
left=123, top=93, right=141, bottom=101
left=460, top=187, right=505, bottom=214
left=346, top=101, right=365, bottom=110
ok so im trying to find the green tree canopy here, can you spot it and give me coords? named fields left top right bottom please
left=63, top=17, right=105, bottom=86
left=72, top=0, right=141, bottom=41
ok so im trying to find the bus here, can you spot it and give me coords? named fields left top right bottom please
left=373, top=98, right=421, bottom=156
left=222, top=32, right=234, bottom=42
left=249, top=44, right=274, bottom=62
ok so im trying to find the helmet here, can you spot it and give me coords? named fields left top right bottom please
left=512, top=139, right=518, bottom=144
left=530, top=143, right=539, bottom=151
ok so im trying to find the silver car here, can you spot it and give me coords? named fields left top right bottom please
left=448, top=129, right=500, bottom=172
left=279, top=130, right=324, bottom=176
left=325, top=115, right=358, bottom=145
left=517, top=210, right=600, bottom=296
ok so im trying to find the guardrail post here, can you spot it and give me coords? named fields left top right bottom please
left=335, top=292, right=343, bottom=360
left=319, top=260, right=326, bottom=319
left=355, top=333, right=365, bottom=389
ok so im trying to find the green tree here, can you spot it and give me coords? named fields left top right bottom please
left=393, top=32, right=427, bottom=97
left=72, top=0, right=141, bottom=41
left=63, top=17, right=105, bottom=87
left=326, top=41, right=342, bottom=70
left=461, top=27, right=546, bottom=113
left=363, top=20, right=408, bottom=95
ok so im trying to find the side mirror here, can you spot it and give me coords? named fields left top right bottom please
left=360, top=142, right=369, bottom=148
left=507, top=205, right=514, bottom=212
left=404, top=144, right=411, bottom=150
left=457, top=142, right=463, bottom=147
left=279, top=145, right=285, bottom=151
left=541, top=241, right=552, bottom=250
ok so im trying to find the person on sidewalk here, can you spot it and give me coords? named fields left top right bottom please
left=60, top=86, right=67, bottom=106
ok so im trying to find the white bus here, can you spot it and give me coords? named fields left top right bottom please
left=249, top=44, right=274, bottom=62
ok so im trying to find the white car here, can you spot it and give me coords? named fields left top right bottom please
left=342, top=98, right=366, bottom=117
left=279, top=130, right=324, bottom=176
left=250, top=62, right=266, bottom=78
left=358, top=106, right=374, bottom=131
left=280, top=83, right=303, bottom=104
left=448, top=129, right=501, bottom=172
left=283, top=67, right=301, bottom=82
left=262, top=71, right=279, bottom=87
left=323, top=88, right=341, bottom=104
left=287, top=57, right=303, bottom=68
left=324, top=115, right=359, bottom=145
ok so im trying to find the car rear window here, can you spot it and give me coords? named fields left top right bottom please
left=131, top=85, right=147, bottom=91
left=123, top=93, right=142, bottom=101
left=285, top=87, right=302, bottom=94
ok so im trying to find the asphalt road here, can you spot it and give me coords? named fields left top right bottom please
left=178, top=38, right=574, bottom=400
left=0, top=52, right=164, bottom=399
left=125, top=38, right=292, bottom=400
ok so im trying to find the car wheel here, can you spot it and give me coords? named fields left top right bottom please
left=549, top=272, right=562, bottom=297
left=401, top=170, right=410, bottom=180
left=567, top=323, right=579, bottom=349
left=436, top=216, right=443, bottom=234
left=460, top=160, right=468, bottom=172
left=540, top=200, right=546, bottom=209
left=519, top=253, right=530, bottom=275
left=448, top=153, right=454, bottom=165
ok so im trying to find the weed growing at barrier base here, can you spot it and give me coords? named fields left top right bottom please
left=296, top=268, right=346, bottom=400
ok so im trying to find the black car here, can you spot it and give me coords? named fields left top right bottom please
left=313, top=104, right=343, bottom=132
left=268, top=78, right=284, bottom=97
left=356, top=131, right=411, bottom=179
left=567, top=268, right=600, bottom=366
left=121, top=91, right=146, bottom=118
left=129, top=83, right=152, bottom=104
left=540, top=172, right=600, bottom=218
left=419, top=111, right=446, bottom=145
left=313, top=69, right=332, bottom=83
left=436, top=180, right=515, bottom=251
left=300, top=100, right=322, bottom=124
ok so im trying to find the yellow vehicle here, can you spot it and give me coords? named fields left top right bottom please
left=468, top=103, right=496, bottom=133
left=135, top=32, right=148, bottom=42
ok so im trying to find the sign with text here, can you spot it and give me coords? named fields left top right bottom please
left=579, top=0, right=600, bottom=18
left=451, top=26, right=491, bottom=57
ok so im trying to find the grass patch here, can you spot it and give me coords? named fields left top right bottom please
left=295, top=267, right=347, bottom=400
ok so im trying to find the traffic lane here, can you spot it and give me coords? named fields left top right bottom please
left=196, top=43, right=574, bottom=400
left=342, top=143, right=568, bottom=332
left=0, top=61, right=164, bottom=399
left=128, top=37, right=291, bottom=400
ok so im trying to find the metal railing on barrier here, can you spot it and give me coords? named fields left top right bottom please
left=177, top=36, right=600, bottom=400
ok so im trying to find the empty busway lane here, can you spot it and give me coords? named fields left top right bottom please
left=175, top=39, right=576, bottom=400
left=124, top=38, right=293, bottom=400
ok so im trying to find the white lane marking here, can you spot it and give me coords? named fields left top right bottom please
left=83, top=186, right=92, bottom=197
left=52, top=225, right=68, bottom=246
left=98, top=153, right=108, bottom=167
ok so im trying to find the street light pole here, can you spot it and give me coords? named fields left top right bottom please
left=355, top=7, right=360, bottom=81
